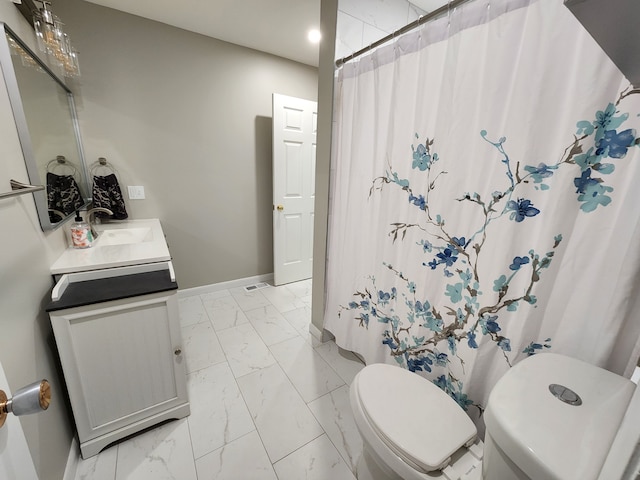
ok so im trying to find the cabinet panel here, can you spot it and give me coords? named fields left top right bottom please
left=50, top=291, right=189, bottom=456
left=72, top=302, right=176, bottom=430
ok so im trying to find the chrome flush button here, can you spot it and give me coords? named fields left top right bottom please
left=549, top=384, right=582, bottom=406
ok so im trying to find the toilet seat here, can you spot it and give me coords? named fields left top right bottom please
left=355, top=363, right=477, bottom=473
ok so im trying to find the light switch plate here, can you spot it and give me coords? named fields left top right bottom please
left=128, top=185, right=145, bottom=200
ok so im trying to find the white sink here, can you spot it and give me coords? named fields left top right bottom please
left=50, top=219, right=171, bottom=275
left=95, top=226, right=153, bottom=246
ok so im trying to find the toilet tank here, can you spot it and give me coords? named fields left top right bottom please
left=483, top=353, right=635, bottom=480
left=598, top=382, right=640, bottom=479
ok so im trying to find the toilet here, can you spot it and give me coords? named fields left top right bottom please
left=350, top=353, right=639, bottom=480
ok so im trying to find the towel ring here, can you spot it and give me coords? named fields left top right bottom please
left=90, top=157, right=118, bottom=177
left=46, top=155, right=78, bottom=176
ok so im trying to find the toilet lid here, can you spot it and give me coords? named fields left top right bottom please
left=356, top=363, right=477, bottom=471
left=485, top=353, right=637, bottom=480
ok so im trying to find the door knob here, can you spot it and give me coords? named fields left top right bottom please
left=0, top=379, right=51, bottom=428
left=174, top=348, right=182, bottom=356
left=276, top=205, right=284, bottom=211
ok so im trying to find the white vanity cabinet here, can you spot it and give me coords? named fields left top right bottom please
left=47, top=263, right=189, bottom=458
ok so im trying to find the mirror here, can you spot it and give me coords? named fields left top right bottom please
left=0, top=22, right=89, bottom=230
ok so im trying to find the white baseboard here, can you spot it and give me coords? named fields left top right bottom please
left=63, top=437, right=80, bottom=480
left=177, top=273, right=274, bottom=298
left=309, top=323, right=334, bottom=343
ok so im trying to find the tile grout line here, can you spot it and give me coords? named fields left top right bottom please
left=111, top=279, right=345, bottom=479
left=228, top=286, right=336, bottom=471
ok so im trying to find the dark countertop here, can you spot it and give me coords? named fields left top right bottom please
left=46, top=269, right=178, bottom=312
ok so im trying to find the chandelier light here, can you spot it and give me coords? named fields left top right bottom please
left=32, top=1, right=80, bottom=77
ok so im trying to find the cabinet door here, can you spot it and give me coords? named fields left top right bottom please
left=50, top=291, right=187, bottom=442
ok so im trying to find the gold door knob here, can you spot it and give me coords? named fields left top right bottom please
left=39, top=380, right=51, bottom=410
left=0, top=379, right=51, bottom=428
left=276, top=205, right=284, bottom=211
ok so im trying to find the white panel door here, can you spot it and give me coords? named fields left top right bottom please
left=0, top=361, right=38, bottom=480
left=272, top=94, right=317, bottom=286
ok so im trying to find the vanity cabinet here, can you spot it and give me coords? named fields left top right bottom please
left=47, top=265, right=189, bottom=458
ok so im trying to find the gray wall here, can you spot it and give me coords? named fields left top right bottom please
left=0, top=5, right=74, bottom=480
left=312, top=0, right=338, bottom=336
left=53, top=0, right=319, bottom=289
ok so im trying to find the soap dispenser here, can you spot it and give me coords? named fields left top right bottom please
left=70, top=211, right=93, bottom=248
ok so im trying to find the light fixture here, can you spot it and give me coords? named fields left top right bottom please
left=6, top=34, right=42, bottom=70
left=307, top=29, right=321, bottom=44
left=32, top=1, right=80, bottom=77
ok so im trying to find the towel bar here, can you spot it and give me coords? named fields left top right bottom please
left=0, top=179, right=45, bottom=199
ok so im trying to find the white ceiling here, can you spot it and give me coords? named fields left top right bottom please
left=81, top=0, right=446, bottom=68
left=82, top=0, right=322, bottom=66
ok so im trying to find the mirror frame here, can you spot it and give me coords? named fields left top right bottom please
left=0, top=22, right=90, bottom=231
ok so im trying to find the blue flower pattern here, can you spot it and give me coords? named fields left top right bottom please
left=339, top=91, right=639, bottom=411
left=505, top=198, right=540, bottom=223
left=509, top=256, right=530, bottom=271
left=572, top=103, right=638, bottom=212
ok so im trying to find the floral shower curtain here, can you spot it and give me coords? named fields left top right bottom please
left=324, top=0, right=640, bottom=424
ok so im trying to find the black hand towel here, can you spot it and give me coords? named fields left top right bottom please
left=92, top=173, right=128, bottom=220
left=47, top=172, right=84, bottom=222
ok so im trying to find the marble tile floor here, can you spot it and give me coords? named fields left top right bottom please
left=74, top=279, right=366, bottom=480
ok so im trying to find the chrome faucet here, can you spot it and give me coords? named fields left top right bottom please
left=87, top=207, right=113, bottom=239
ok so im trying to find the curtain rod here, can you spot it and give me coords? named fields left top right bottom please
left=335, top=0, right=473, bottom=67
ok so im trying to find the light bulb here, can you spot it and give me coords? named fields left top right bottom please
left=307, top=29, right=321, bottom=44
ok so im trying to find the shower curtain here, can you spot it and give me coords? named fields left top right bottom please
left=324, top=0, right=640, bottom=423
